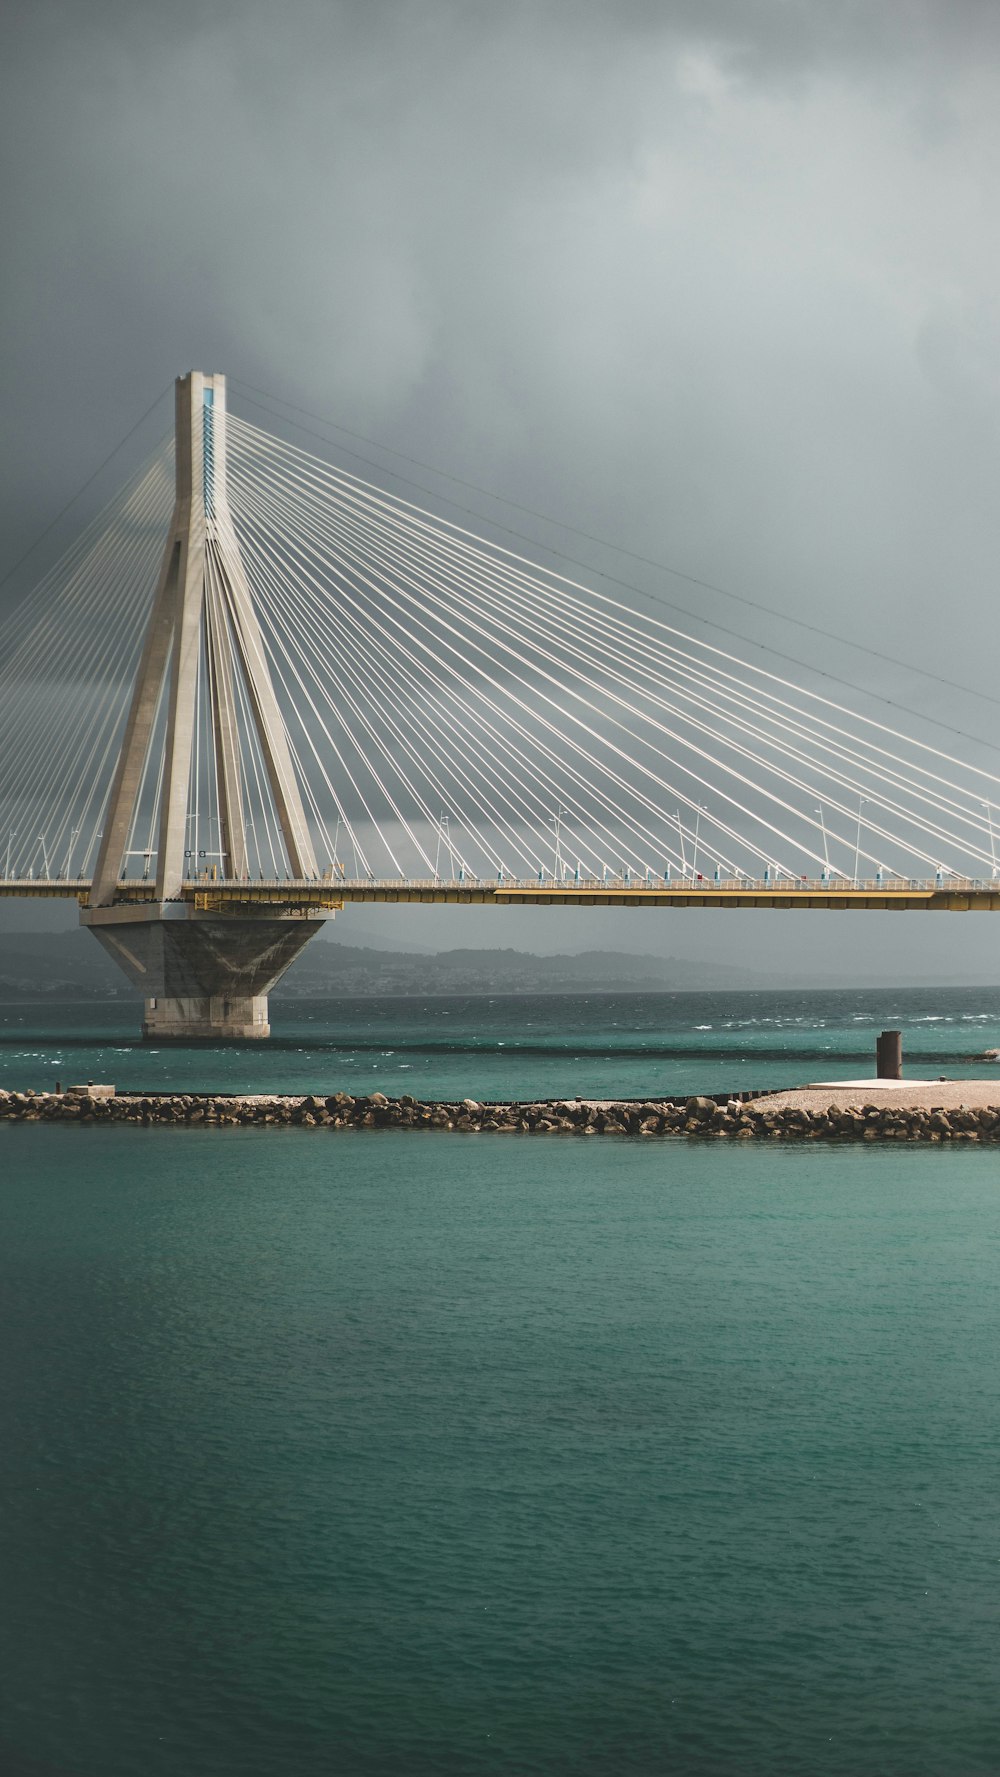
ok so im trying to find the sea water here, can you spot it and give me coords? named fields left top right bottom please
left=3, top=994, right=1000, bottom=1775
left=2, top=984, right=1000, bottom=1099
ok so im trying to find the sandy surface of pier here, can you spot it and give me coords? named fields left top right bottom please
left=752, top=1080, right=1000, bottom=1112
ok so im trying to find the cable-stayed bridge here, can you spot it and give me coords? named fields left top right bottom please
left=2, top=371, right=999, bottom=1039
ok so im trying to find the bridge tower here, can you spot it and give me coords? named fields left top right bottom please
left=81, top=372, right=332, bottom=1039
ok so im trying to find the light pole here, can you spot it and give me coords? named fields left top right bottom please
left=984, top=801, right=997, bottom=878
left=853, top=796, right=868, bottom=886
left=62, top=826, right=80, bottom=879
left=815, top=805, right=830, bottom=875
left=692, top=806, right=704, bottom=878
left=433, top=813, right=447, bottom=883
left=4, top=829, right=14, bottom=878
left=676, top=808, right=687, bottom=876
left=80, top=830, right=103, bottom=878
left=551, top=807, right=565, bottom=880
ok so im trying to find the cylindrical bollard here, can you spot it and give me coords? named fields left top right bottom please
left=876, top=1029, right=902, bottom=1080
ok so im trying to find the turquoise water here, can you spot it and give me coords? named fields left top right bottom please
left=3, top=1120, right=1000, bottom=1775
left=3, top=985, right=1000, bottom=1098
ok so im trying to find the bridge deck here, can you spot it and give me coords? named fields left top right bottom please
left=3, top=877, right=1000, bottom=911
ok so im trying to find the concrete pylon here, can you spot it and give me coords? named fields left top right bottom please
left=82, top=372, right=331, bottom=1040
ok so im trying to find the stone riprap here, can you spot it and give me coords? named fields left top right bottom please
left=3, top=1087, right=1000, bottom=1140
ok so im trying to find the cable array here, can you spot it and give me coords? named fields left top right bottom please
left=0, top=444, right=174, bottom=879
left=222, top=415, right=1000, bottom=886
left=3, top=407, right=1000, bottom=891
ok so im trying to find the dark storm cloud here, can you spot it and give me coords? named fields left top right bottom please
left=2, top=0, right=999, bottom=971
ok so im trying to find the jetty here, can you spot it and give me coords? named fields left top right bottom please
left=3, top=1083, right=1000, bottom=1141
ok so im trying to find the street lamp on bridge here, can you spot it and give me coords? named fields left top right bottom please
left=854, top=796, right=868, bottom=885
left=815, top=805, right=830, bottom=875
left=983, top=801, right=997, bottom=878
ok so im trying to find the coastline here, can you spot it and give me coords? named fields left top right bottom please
left=4, top=1083, right=1000, bottom=1140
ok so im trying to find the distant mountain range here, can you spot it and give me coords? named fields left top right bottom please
left=0, top=930, right=990, bottom=1001
left=279, top=944, right=770, bottom=996
left=0, top=930, right=773, bottom=1000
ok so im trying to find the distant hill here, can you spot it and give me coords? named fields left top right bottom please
left=278, top=944, right=769, bottom=996
left=0, top=930, right=771, bottom=1000
left=0, top=929, right=991, bottom=1001
left=0, top=932, right=125, bottom=998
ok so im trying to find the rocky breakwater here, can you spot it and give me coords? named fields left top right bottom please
left=2, top=1087, right=1000, bottom=1140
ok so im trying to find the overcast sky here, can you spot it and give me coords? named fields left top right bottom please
left=2, top=0, right=1000, bottom=979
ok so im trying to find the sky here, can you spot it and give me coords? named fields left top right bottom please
left=2, top=0, right=1000, bottom=980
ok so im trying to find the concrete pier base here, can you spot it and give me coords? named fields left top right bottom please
left=142, top=994, right=271, bottom=1041
left=82, top=903, right=331, bottom=1041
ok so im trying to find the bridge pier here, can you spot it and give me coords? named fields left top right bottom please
left=81, top=904, right=330, bottom=1041
left=78, top=371, right=327, bottom=1043
left=143, top=993, right=271, bottom=1042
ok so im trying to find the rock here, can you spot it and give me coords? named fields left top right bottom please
left=685, top=1096, right=716, bottom=1119
left=8, top=1082, right=1000, bottom=1143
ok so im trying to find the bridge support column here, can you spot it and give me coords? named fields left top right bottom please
left=81, top=370, right=326, bottom=1042
left=81, top=905, right=330, bottom=1041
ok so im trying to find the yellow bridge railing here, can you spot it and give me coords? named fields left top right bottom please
left=3, top=874, right=1000, bottom=912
